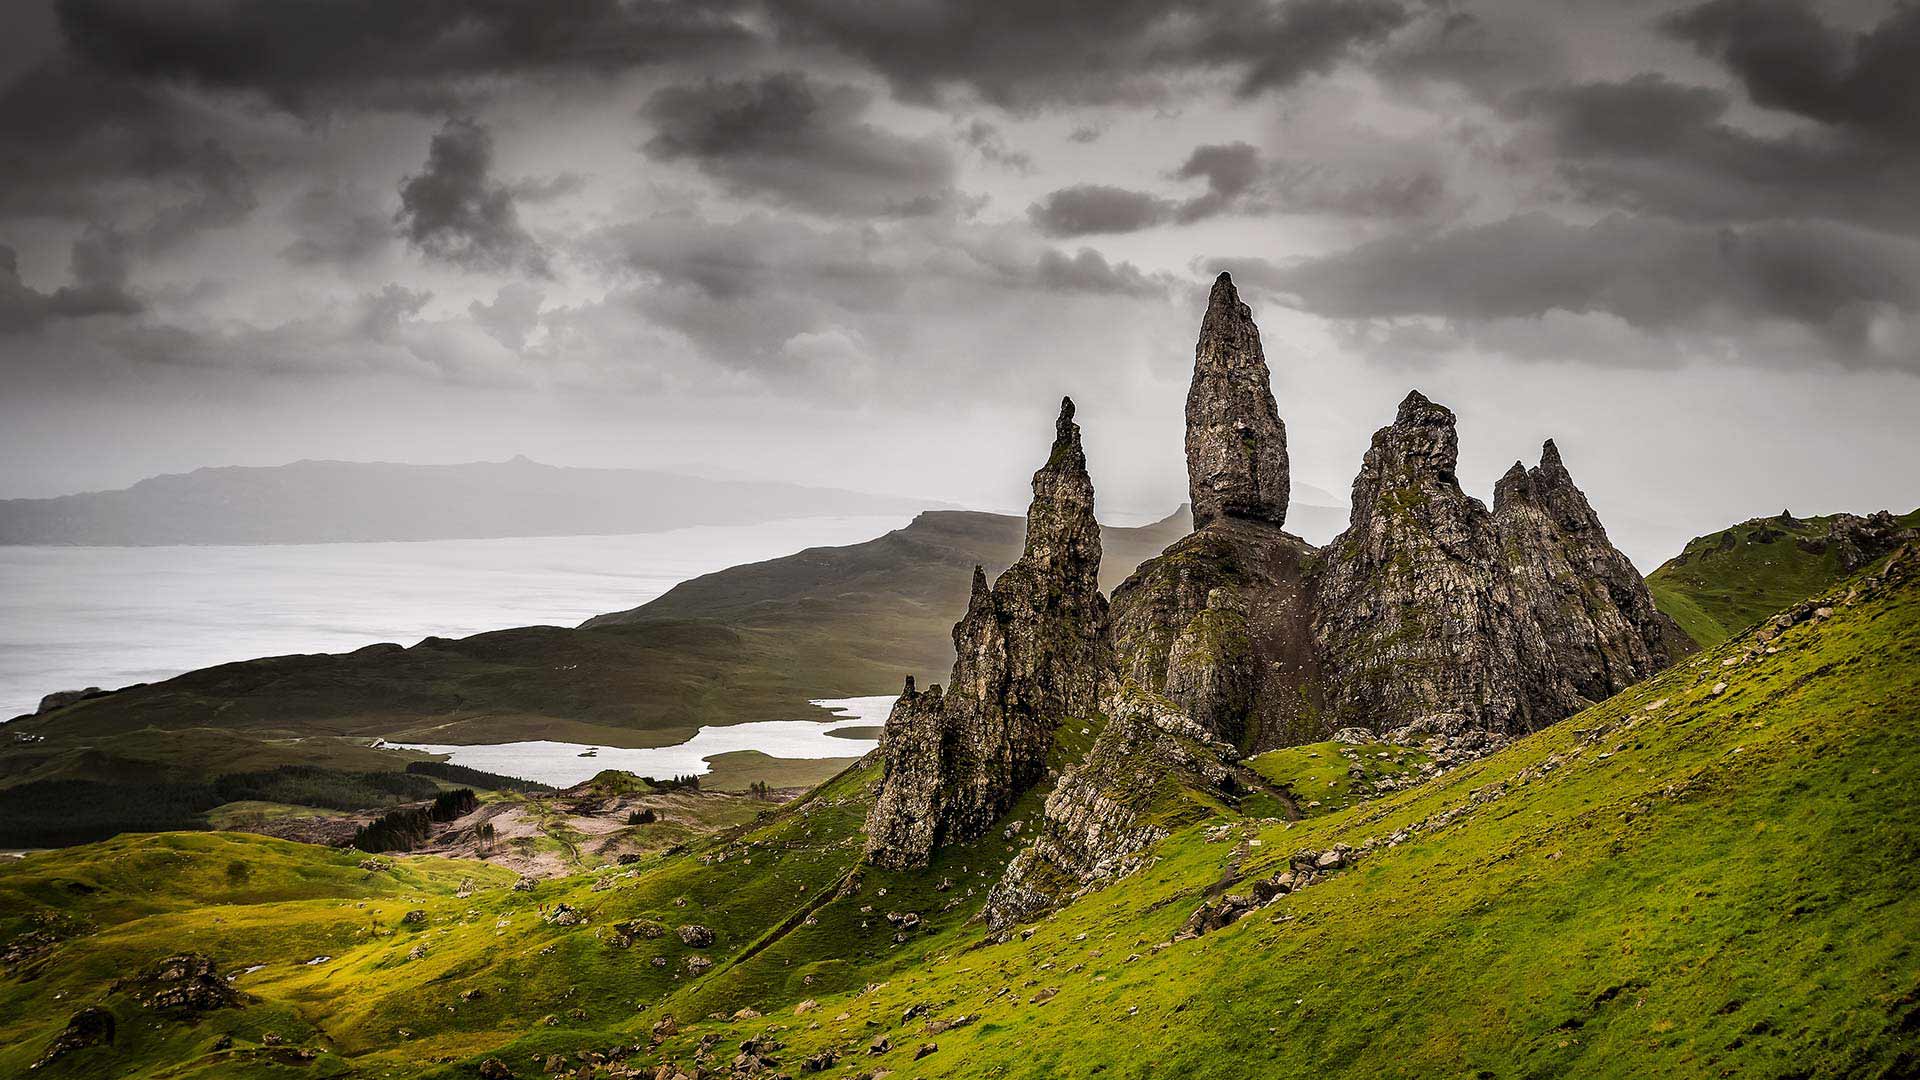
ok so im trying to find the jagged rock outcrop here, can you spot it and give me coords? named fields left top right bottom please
left=864, top=398, right=1110, bottom=869
left=1492, top=440, right=1680, bottom=718
left=1186, top=273, right=1289, bottom=530
left=983, top=688, right=1242, bottom=928
left=1803, top=510, right=1917, bottom=571
left=1313, top=393, right=1674, bottom=739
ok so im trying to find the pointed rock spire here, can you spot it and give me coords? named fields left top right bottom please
left=865, top=398, right=1111, bottom=870
left=1185, top=272, right=1290, bottom=530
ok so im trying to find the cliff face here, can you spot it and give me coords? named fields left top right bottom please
left=863, top=399, right=1110, bottom=870
left=1108, top=522, right=1323, bottom=749
left=1310, top=391, right=1529, bottom=738
left=1313, top=396, right=1675, bottom=739
left=983, top=688, right=1242, bottom=928
left=1186, top=273, right=1290, bottom=530
left=1491, top=440, right=1677, bottom=721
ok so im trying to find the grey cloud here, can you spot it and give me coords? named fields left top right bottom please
left=469, top=283, right=545, bottom=351
left=1514, top=74, right=1920, bottom=235
left=281, top=184, right=392, bottom=266
left=643, top=72, right=961, bottom=218
left=960, top=120, right=1034, bottom=173
left=1032, top=139, right=1447, bottom=236
left=0, top=63, right=259, bottom=246
left=0, top=233, right=141, bottom=333
left=1034, top=248, right=1164, bottom=296
left=584, top=212, right=1169, bottom=377
left=397, top=118, right=551, bottom=276
left=1242, top=213, right=1920, bottom=368
left=53, top=0, right=757, bottom=115
left=770, top=0, right=1409, bottom=109
left=1664, top=0, right=1920, bottom=147
left=1028, top=185, right=1174, bottom=236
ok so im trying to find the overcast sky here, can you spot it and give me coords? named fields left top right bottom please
left=2, top=0, right=1917, bottom=567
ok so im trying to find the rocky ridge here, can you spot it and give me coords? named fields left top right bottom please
left=870, top=273, right=1679, bottom=912
left=863, top=399, right=1110, bottom=869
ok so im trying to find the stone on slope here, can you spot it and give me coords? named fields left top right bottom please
left=1186, top=272, right=1290, bottom=530
left=864, top=398, right=1110, bottom=869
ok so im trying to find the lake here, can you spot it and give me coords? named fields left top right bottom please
left=390, top=695, right=892, bottom=787
left=0, top=515, right=912, bottom=720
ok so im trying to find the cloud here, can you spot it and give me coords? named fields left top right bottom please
left=581, top=212, right=1170, bottom=382
left=281, top=184, right=392, bottom=266
left=642, top=72, right=961, bottom=218
left=960, top=120, right=1034, bottom=172
left=1241, top=213, right=1920, bottom=369
left=396, top=118, right=551, bottom=275
left=1663, top=0, right=1920, bottom=147
left=1512, top=74, right=1920, bottom=235
left=53, top=0, right=758, bottom=115
left=0, top=62, right=259, bottom=246
left=468, top=283, right=545, bottom=351
left=769, top=0, right=1409, bottom=108
left=1030, top=138, right=1448, bottom=235
left=1028, top=185, right=1173, bottom=236
left=0, top=233, right=142, bottom=333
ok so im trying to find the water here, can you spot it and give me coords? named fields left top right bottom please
left=0, top=515, right=912, bottom=720
left=390, top=696, right=892, bottom=787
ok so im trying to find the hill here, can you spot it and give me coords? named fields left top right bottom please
left=0, top=457, right=935, bottom=546
left=1647, top=507, right=1917, bottom=647
left=3, top=543, right=1912, bottom=1078
left=4, top=510, right=1190, bottom=787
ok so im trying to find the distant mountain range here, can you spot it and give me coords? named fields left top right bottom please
left=0, top=457, right=938, bottom=545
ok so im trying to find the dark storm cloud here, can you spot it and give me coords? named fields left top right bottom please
left=0, top=233, right=142, bottom=332
left=53, top=0, right=757, bottom=114
left=1241, top=213, right=1920, bottom=368
left=1513, top=74, right=1920, bottom=235
left=769, top=0, right=1409, bottom=108
left=0, top=62, right=259, bottom=245
left=397, top=118, right=551, bottom=276
left=1663, top=0, right=1920, bottom=147
left=642, top=73, right=961, bottom=217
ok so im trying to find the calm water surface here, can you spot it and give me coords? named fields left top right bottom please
left=0, top=515, right=910, bottom=720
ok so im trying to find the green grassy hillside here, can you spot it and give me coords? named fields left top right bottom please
left=1648, top=508, right=1917, bottom=647
left=6, top=546, right=1914, bottom=1078
left=4, top=510, right=1189, bottom=790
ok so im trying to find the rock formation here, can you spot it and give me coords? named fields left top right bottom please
left=1312, top=394, right=1675, bottom=739
left=1108, top=523, right=1323, bottom=749
left=1185, top=273, right=1289, bottom=530
left=983, top=688, right=1242, bottom=928
left=864, top=398, right=1110, bottom=869
left=1492, top=440, right=1676, bottom=720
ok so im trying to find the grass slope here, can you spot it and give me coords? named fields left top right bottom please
left=5, top=548, right=1915, bottom=1078
left=1648, top=508, right=1918, bottom=647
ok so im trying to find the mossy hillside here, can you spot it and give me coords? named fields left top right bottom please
left=6, top=558, right=1917, bottom=1078
left=1647, top=508, right=1918, bottom=647
left=1247, top=741, right=1432, bottom=816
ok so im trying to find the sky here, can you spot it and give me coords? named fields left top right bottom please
left=1, top=0, right=1917, bottom=568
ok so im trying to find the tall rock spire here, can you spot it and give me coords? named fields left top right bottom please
left=865, top=397, right=1110, bottom=870
left=1185, top=272, right=1290, bottom=530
